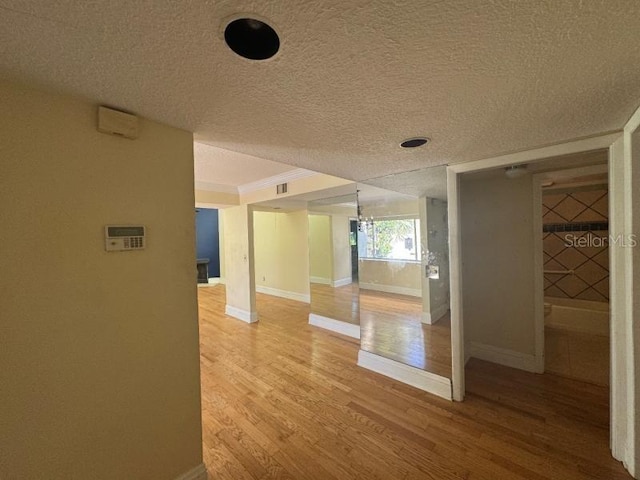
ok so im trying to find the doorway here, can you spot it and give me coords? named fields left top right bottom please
left=446, top=133, right=637, bottom=475
left=538, top=166, right=610, bottom=387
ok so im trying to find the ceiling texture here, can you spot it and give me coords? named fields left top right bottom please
left=194, top=142, right=295, bottom=190
left=1, top=0, right=640, bottom=183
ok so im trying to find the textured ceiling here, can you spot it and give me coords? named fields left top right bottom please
left=363, top=165, right=448, bottom=200
left=461, top=149, right=608, bottom=181
left=194, top=142, right=294, bottom=188
left=1, top=1, right=640, bottom=182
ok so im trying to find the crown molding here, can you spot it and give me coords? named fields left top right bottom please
left=237, top=168, right=318, bottom=195
left=194, top=181, right=238, bottom=194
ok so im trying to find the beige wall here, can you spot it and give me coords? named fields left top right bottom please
left=359, top=259, right=421, bottom=295
left=223, top=204, right=256, bottom=318
left=332, top=215, right=352, bottom=283
left=0, top=80, right=202, bottom=479
left=218, top=209, right=226, bottom=280
left=195, top=188, right=239, bottom=207
left=461, top=172, right=536, bottom=355
left=241, top=174, right=352, bottom=205
left=253, top=210, right=310, bottom=297
left=308, top=214, right=333, bottom=283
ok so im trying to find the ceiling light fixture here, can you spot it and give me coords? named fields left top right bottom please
left=504, top=165, right=528, bottom=179
left=224, top=17, right=280, bottom=60
left=400, top=137, right=429, bottom=148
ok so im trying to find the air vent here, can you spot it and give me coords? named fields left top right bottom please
left=276, top=183, right=288, bottom=195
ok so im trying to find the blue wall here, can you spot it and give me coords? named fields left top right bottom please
left=195, top=208, right=220, bottom=278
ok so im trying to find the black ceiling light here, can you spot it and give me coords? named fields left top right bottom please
left=400, top=137, right=429, bottom=148
left=224, top=18, right=280, bottom=60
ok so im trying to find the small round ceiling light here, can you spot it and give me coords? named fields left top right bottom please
left=400, top=137, right=429, bottom=148
left=504, top=165, right=528, bottom=179
left=224, top=17, right=280, bottom=60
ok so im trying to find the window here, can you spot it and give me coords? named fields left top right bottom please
left=359, top=218, right=421, bottom=261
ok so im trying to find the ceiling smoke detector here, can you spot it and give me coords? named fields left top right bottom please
left=400, top=137, right=429, bottom=148
left=504, top=165, right=528, bottom=179
left=224, top=17, right=280, bottom=60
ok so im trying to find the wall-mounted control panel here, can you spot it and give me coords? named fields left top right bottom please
left=105, top=225, right=145, bottom=252
left=427, top=265, right=440, bottom=279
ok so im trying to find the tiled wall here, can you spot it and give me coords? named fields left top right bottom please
left=542, top=188, right=609, bottom=302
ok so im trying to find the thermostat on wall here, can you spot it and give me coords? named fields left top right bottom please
left=105, top=225, right=146, bottom=251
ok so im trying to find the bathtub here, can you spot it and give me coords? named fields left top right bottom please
left=544, top=297, right=609, bottom=336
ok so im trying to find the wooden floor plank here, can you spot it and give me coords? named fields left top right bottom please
left=198, top=286, right=630, bottom=480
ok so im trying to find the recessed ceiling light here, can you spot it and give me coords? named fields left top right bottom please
left=224, top=18, right=280, bottom=60
left=400, top=137, right=429, bottom=148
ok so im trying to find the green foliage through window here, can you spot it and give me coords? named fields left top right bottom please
left=361, top=218, right=420, bottom=261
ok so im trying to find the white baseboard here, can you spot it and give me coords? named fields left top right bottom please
left=360, top=282, right=421, bottom=298
left=197, top=277, right=222, bottom=288
left=468, top=341, right=538, bottom=373
left=256, top=285, right=311, bottom=303
left=225, top=304, right=258, bottom=323
left=309, top=313, right=360, bottom=339
left=357, top=350, right=452, bottom=400
left=332, top=277, right=353, bottom=288
left=174, top=463, right=207, bottom=480
left=422, top=304, right=449, bottom=325
left=310, top=276, right=331, bottom=285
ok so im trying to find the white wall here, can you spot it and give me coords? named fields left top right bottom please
left=623, top=108, right=640, bottom=477
left=0, top=80, right=202, bottom=479
left=460, top=172, right=536, bottom=360
left=253, top=210, right=310, bottom=302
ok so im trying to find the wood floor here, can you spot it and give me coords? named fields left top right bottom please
left=198, top=286, right=630, bottom=480
left=360, top=289, right=452, bottom=378
left=310, top=282, right=359, bottom=325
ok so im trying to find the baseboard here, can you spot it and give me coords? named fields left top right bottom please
left=422, top=304, right=449, bottom=324
left=197, top=277, right=221, bottom=288
left=360, top=282, right=421, bottom=298
left=357, top=350, right=452, bottom=400
left=256, top=285, right=310, bottom=303
left=174, top=463, right=207, bottom=480
left=468, top=341, right=538, bottom=373
left=225, top=304, right=258, bottom=323
left=332, top=277, right=353, bottom=288
left=310, top=276, right=331, bottom=285
left=464, top=351, right=471, bottom=366
left=309, top=313, right=361, bottom=339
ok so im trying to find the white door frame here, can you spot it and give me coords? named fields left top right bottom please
left=447, top=131, right=635, bottom=475
left=531, top=163, right=611, bottom=375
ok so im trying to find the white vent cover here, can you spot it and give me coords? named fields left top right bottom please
left=276, top=183, right=288, bottom=195
left=97, top=106, right=139, bottom=139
